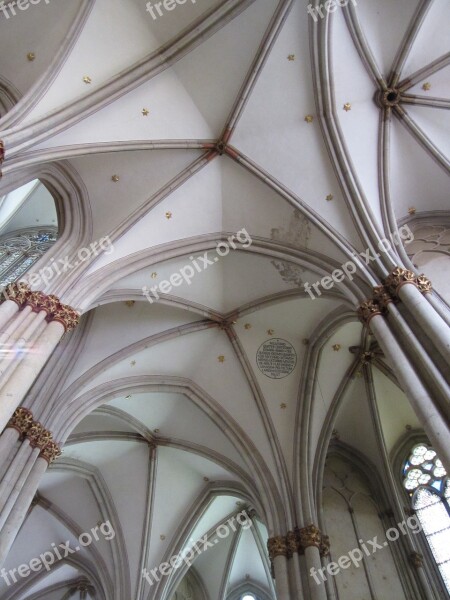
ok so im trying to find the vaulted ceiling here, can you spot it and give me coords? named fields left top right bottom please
left=0, top=0, right=448, bottom=599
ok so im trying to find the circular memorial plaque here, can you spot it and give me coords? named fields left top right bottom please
left=256, top=338, right=297, bottom=379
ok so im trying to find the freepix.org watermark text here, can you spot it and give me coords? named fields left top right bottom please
left=303, top=225, right=414, bottom=300
left=0, top=0, right=50, bottom=20
left=142, top=228, right=252, bottom=304
left=142, top=510, right=253, bottom=587
left=0, top=520, right=115, bottom=586
left=310, top=514, right=422, bottom=585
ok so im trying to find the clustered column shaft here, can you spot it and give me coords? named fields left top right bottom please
left=357, top=268, right=450, bottom=469
left=0, top=407, right=62, bottom=566
left=0, top=283, right=79, bottom=433
left=268, top=525, right=330, bottom=600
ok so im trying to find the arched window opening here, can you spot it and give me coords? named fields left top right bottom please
left=242, top=595, right=256, bottom=600
left=0, top=179, right=58, bottom=287
left=403, top=444, right=450, bottom=591
left=0, top=227, right=58, bottom=288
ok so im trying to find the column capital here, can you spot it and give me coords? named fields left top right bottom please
left=372, top=285, right=396, bottom=310
left=416, top=274, right=432, bottom=294
left=2, top=282, right=32, bottom=307
left=9, top=412, right=63, bottom=464
left=320, top=534, right=331, bottom=557
left=298, top=524, right=322, bottom=549
left=1, top=284, right=80, bottom=331
left=286, top=530, right=299, bottom=558
left=267, top=535, right=288, bottom=560
left=409, top=551, right=424, bottom=569
left=27, top=423, right=53, bottom=450
left=52, top=304, right=80, bottom=332
left=357, top=300, right=383, bottom=326
left=385, top=267, right=417, bottom=296
left=40, top=441, right=62, bottom=465
left=6, top=407, right=33, bottom=437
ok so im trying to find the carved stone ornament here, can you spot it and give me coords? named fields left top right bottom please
left=286, top=530, right=299, bottom=557
left=409, top=551, right=424, bottom=569
left=2, top=282, right=31, bottom=306
left=27, top=423, right=53, bottom=450
left=6, top=407, right=33, bottom=436
left=267, top=536, right=288, bottom=560
left=1, top=284, right=80, bottom=331
left=320, top=534, right=331, bottom=557
left=357, top=300, right=383, bottom=326
left=372, top=285, right=395, bottom=310
left=416, top=274, right=432, bottom=294
left=52, top=305, right=80, bottom=332
left=385, top=267, right=417, bottom=296
left=26, top=291, right=49, bottom=312
left=40, top=441, right=63, bottom=464
left=298, top=524, right=322, bottom=549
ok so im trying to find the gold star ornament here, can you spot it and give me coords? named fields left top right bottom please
left=287, top=54, right=295, bottom=61
left=304, top=115, right=314, bottom=123
left=142, top=108, right=150, bottom=116
left=343, top=103, right=352, bottom=112
left=83, top=76, right=92, bottom=84
left=422, top=82, right=431, bottom=91
left=332, top=344, right=341, bottom=352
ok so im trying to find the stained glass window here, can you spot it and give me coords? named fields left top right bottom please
left=0, top=227, right=58, bottom=288
left=403, top=444, right=450, bottom=592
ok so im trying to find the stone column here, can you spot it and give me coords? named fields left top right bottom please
left=0, top=287, right=79, bottom=433
left=0, top=299, right=19, bottom=330
left=299, top=525, right=328, bottom=600
left=267, top=535, right=291, bottom=600
left=286, top=530, right=305, bottom=599
left=385, top=269, right=450, bottom=367
left=358, top=300, right=450, bottom=469
left=0, top=435, right=60, bottom=566
left=409, top=552, right=435, bottom=600
left=0, top=408, right=31, bottom=470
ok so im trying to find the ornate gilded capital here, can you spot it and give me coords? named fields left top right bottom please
left=385, top=267, right=417, bottom=296
left=372, top=285, right=395, bottom=310
left=298, top=524, right=322, bottom=549
left=416, top=274, right=432, bottom=295
left=267, top=536, right=288, bottom=560
left=26, top=291, right=49, bottom=313
left=27, top=423, right=53, bottom=450
left=357, top=300, right=383, bottom=326
left=320, top=534, right=331, bottom=557
left=1, top=285, right=80, bottom=331
left=52, top=304, right=80, bottom=332
left=2, top=282, right=31, bottom=307
left=286, top=530, right=299, bottom=557
left=6, top=409, right=62, bottom=463
left=6, top=407, right=33, bottom=436
left=409, top=551, right=423, bottom=569
left=40, top=441, right=62, bottom=464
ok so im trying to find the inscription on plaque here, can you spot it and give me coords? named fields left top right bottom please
left=256, top=338, right=297, bottom=379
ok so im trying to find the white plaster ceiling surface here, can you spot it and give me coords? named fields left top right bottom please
left=0, top=0, right=449, bottom=599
